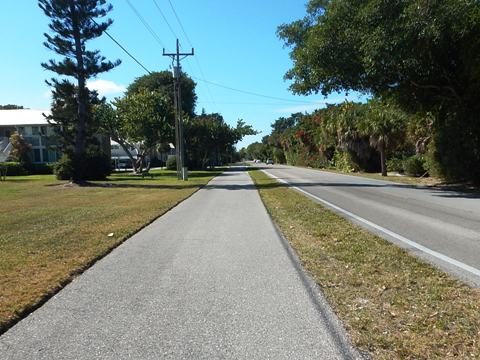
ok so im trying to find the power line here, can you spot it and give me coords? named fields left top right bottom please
left=95, top=10, right=318, bottom=107
left=152, top=0, right=178, bottom=39
left=125, top=0, right=165, bottom=48
left=197, top=101, right=324, bottom=106
left=90, top=18, right=151, bottom=74
left=183, top=57, right=212, bottom=108
left=191, top=76, right=321, bottom=104
left=166, top=1, right=217, bottom=108
left=184, top=48, right=217, bottom=108
left=166, top=0, right=193, bottom=47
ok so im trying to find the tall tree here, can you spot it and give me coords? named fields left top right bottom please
left=278, top=0, right=480, bottom=182
left=126, top=71, right=197, bottom=117
left=94, top=102, right=138, bottom=171
left=185, top=114, right=257, bottom=169
left=360, top=100, right=406, bottom=176
left=39, top=0, right=120, bottom=182
left=113, top=90, right=174, bottom=172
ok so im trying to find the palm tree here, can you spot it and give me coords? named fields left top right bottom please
left=360, top=100, right=406, bottom=176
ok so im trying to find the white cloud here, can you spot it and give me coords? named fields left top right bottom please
left=87, top=79, right=126, bottom=97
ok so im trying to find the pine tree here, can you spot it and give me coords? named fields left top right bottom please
left=39, top=0, right=120, bottom=182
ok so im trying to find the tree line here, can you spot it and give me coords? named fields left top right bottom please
left=249, top=0, right=480, bottom=184
left=37, top=0, right=255, bottom=182
left=96, top=71, right=256, bottom=174
left=243, top=100, right=437, bottom=178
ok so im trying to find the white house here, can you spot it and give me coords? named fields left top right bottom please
left=111, top=140, right=138, bottom=169
left=110, top=141, right=175, bottom=170
left=0, top=109, right=61, bottom=163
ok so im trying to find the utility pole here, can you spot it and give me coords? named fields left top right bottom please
left=163, top=39, right=194, bottom=180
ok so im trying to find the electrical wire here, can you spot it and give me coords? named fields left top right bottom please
left=191, top=76, right=321, bottom=104
left=165, top=0, right=217, bottom=107
left=97, top=5, right=320, bottom=106
left=125, top=0, right=165, bottom=48
left=197, top=101, right=323, bottom=106
left=166, top=0, right=193, bottom=47
left=90, top=18, right=152, bottom=74
left=152, top=0, right=178, bottom=40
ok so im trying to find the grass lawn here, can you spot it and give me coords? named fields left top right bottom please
left=0, top=169, right=221, bottom=333
left=250, top=169, right=480, bottom=359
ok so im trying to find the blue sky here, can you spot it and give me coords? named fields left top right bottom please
left=0, top=1, right=365, bottom=148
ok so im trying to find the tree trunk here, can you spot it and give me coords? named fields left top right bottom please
left=71, top=2, right=87, bottom=183
left=135, top=153, right=144, bottom=173
left=380, top=142, right=387, bottom=176
left=202, top=152, right=209, bottom=170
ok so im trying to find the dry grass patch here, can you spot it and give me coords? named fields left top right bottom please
left=250, top=169, right=480, bottom=359
left=0, top=170, right=220, bottom=333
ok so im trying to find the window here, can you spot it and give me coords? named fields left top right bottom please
left=48, top=150, right=58, bottom=163
left=34, top=149, right=41, bottom=163
left=32, top=126, right=40, bottom=135
left=42, top=149, right=49, bottom=163
left=18, top=127, right=25, bottom=135
left=25, top=137, right=40, bottom=146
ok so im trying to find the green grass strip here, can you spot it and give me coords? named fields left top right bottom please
left=250, top=169, right=480, bottom=359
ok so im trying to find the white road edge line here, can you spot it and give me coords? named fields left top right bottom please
left=261, top=169, right=480, bottom=278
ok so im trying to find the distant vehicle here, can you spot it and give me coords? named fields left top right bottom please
left=254, top=159, right=261, bottom=163
left=266, top=159, right=274, bottom=165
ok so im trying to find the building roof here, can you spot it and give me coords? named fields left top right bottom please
left=0, top=109, right=51, bottom=126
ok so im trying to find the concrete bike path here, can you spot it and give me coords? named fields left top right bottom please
left=0, top=170, right=360, bottom=359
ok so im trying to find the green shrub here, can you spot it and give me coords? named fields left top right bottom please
left=332, top=150, right=358, bottom=173
left=404, top=155, right=426, bottom=177
left=0, top=162, right=28, bottom=176
left=423, top=144, right=443, bottom=179
left=54, top=155, right=74, bottom=180
left=166, top=155, right=177, bottom=170
left=55, top=154, right=111, bottom=181
left=305, top=154, right=329, bottom=168
left=272, top=148, right=286, bottom=164
left=150, top=157, right=164, bottom=168
left=27, top=163, right=55, bottom=175
left=84, top=155, right=111, bottom=180
left=387, top=157, right=405, bottom=173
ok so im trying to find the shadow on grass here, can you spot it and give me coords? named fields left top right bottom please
left=40, top=170, right=230, bottom=190
left=1, top=178, right=57, bottom=183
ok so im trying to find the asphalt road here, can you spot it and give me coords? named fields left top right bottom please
left=258, top=164, right=480, bottom=287
left=0, top=170, right=360, bottom=360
